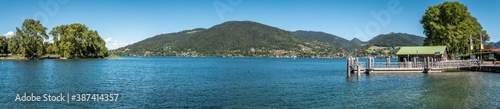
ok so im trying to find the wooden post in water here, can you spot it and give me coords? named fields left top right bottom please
left=367, top=57, right=371, bottom=72
left=386, top=58, right=390, bottom=68
left=423, top=57, right=427, bottom=73
left=430, top=58, right=433, bottom=68
left=371, top=57, right=374, bottom=69
left=478, top=57, right=482, bottom=71
left=356, top=58, right=360, bottom=76
left=427, top=57, right=430, bottom=69
left=369, top=57, right=374, bottom=73
left=347, top=58, right=351, bottom=78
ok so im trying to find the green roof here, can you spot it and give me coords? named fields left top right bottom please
left=396, top=46, right=446, bottom=55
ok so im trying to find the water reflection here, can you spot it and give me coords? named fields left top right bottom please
left=344, top=72, right=499, bottom=108
left=420, top=72, right=489, bottom=108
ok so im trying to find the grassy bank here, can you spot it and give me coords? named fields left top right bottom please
left=105, top=55, right=120, bottom=59
left=0, top=55, right=28, bottom=60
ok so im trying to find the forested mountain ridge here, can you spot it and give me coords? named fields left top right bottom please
left=366, top=33, right=425, bottom=47
left=112, top=21, right=345, bottom=57
left=350, top=38, right=365, bottom=45
left=111, top=21, right=426, bottom=58
left=115, top=28, right=206, bottom=56
left=291, top=30, right=362, bottom=48
left=291, top=31, right=424, bottom=48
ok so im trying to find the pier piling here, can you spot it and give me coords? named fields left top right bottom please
left=347, top=58, right=351, bottom=78
left=356, top=58, right=360, bottom=76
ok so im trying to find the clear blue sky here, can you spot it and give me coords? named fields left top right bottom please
left=1, top=0, right=498, bottom=49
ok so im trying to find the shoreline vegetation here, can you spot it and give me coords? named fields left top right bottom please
left=0, top=19, right=110, bottom=60
left=0, top=54, right=120, bottom=60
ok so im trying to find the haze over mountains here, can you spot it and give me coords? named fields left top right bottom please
left=111, top=21, right=425, bottom=57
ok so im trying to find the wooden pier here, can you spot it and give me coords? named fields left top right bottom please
left=346, top=57, right=480, bottom=78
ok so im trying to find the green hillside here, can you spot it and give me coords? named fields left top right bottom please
left=112, top=28, right=205, bottom=56
left=112, top=21, right=344, bottom=57
left=350, top=38, right=365, bottom=46
left=111, top=21, right=426, bottom=58
left=366, top=33, right=425, bottom=47
left=291, top=30, right=361, bottom=49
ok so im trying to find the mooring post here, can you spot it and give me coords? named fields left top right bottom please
left=479, top=58, right=482, bottom=71
left=369, top=57, right=374, bottom=73
left=413, top=57, right=416, bottom=68
left=356, top=58, right=360, bottom=76
left=404, top=58, right=407, bottom=68
left=427, top=57, right=431, bottom=69
left=357, top=65, right=360, bottom=76
left=430, top=58, right=433, bottom=68
left=373, top=58, right=375, bottom=67
left=347, top=58, right=351, bottom=78
left=367, top=57, right=371, bottom=70
left=424, top=57, right=427, bottom=72
left=386, top=58, right=390, bottom=68
left=371, top=57, right=374, bottom=69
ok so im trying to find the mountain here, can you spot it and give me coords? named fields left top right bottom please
left=350, top=38, right=365, bottom=45
left=366, top=32, right=425, bottom=47
left=290, top=31, right=422, bottom=48
left=111, top=21, right=426, bottom=57
left=112, top=21, right=343, bottom=57
left=495, top=41, right=500, bottom=48
left=111, top=28, right=205, bottom=56
left=176, top=21, right=304, bottom=53
left=291, top=30, right=361, bottom=48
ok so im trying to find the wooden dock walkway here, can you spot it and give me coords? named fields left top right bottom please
left=346, top=57, right=480, bottom=77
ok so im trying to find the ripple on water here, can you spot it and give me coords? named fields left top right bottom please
left=1, top=57, right=499, bottom=108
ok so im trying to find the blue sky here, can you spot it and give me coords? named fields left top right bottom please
left=0, top=0, right=499, bottom=49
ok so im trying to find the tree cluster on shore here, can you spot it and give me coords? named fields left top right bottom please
left=0, top=19, right=108, bottom=59
left=421, top=1, right=489, bottom=58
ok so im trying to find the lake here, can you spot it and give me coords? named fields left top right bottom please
left=0, top=57, right=499, bottom=108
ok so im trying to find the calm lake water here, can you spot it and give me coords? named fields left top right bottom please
left=0, top=57, right=499, bottom=108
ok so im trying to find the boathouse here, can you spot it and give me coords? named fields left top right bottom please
left=396, top=46, right=447, bottom=62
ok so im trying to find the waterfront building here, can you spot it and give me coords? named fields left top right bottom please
left=396, top=46, right=447, bottom=62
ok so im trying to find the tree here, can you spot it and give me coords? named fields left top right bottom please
left=50, top=23, right=108, bottom=58
left=14, top=19, right=49, bottom=58
left=0, top=36, right=7, bottom=54
left=8, top=35, right=22, bottom=55
left=420, top=1, right=488, bottom=58
left=44, top=42, right=59, bottom=55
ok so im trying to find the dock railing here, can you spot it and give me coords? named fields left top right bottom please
left=431, top=60, right=478, bottom=69
left=368, top=59, right=477, bottom=69
left=347, top=57, right=479, bottom=76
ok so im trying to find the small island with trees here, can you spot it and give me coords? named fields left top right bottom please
left=0, top=19, right=110, bottom=60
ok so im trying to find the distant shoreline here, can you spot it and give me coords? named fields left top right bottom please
left=0, top=55, right=120, bottom=60
left=0, top=55, right=401, bottom=60
left=112, top=55, right=398, bottom=59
